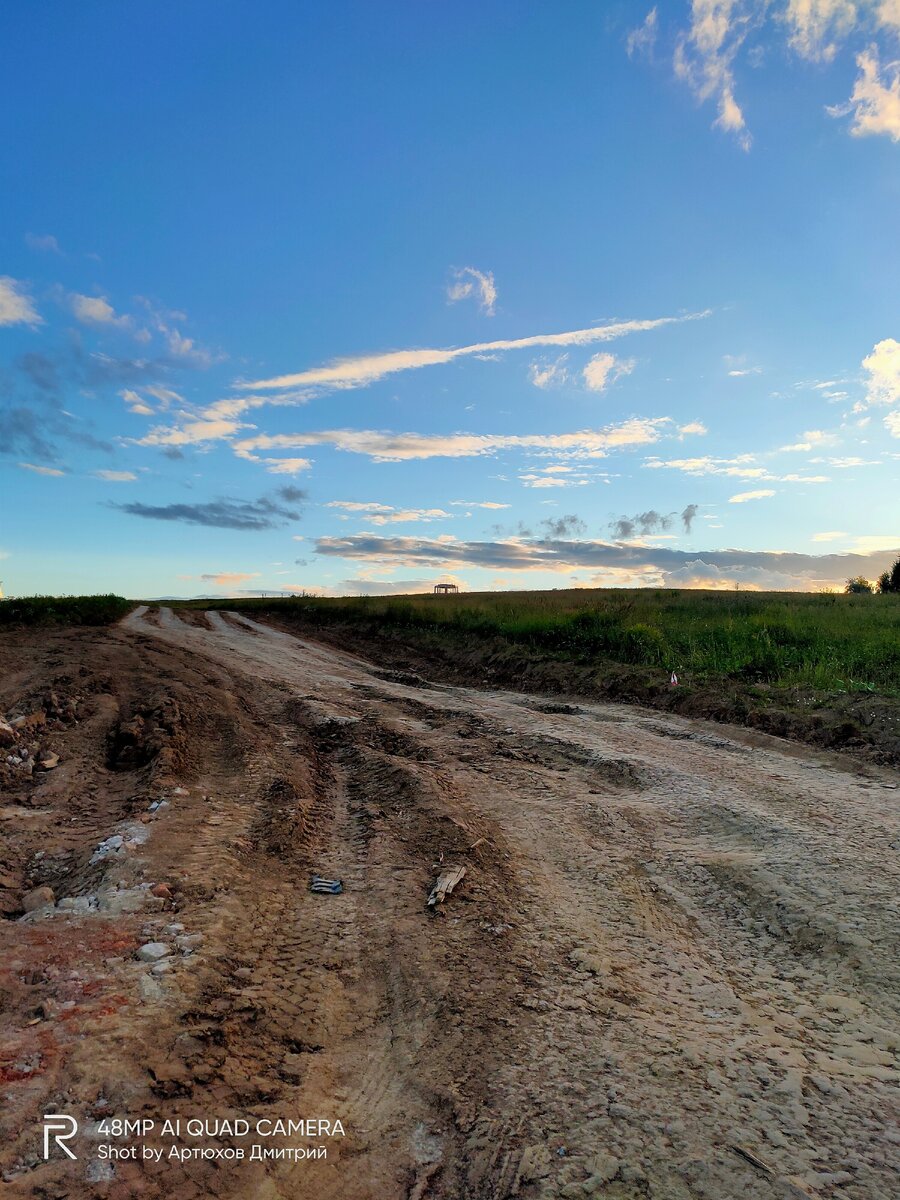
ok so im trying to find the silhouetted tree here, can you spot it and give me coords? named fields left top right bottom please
left=845, top=576, right=873, bottom=594
left=875, top=556, right=900, bottom=594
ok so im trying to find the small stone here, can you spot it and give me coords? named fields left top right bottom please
left=151, top=959, right=175, bottom=976
left=37, top=752, right=60, bottom=771
left=137, top=941, right=173, bottom=962
left=175, top=933, right=203, bottom=954
left=150, top=883, right=173, bottom=900
left=139, top=975, right=165, bottom=1001
left=11, top=711, right=46, bottom=732
left=0, top=718, right=15, bottom=747
left=586, top=1152, right=620, bottom=1183
left=608, top=1103, right=633, bottom=1120
left=22, top=886, right=55, bottom=913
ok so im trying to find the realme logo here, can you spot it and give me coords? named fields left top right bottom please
left=43, top=1114, right=78, bottom=1160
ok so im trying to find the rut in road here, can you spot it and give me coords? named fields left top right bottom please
left=8, top=605, right=894, bottom=1200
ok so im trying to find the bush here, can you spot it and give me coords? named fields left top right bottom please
left=845, top=577, right=873, bottom=594
left=0, top=594, right=133, bottom=627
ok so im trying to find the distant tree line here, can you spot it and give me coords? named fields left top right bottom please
left=845, top=555, right=900, bottom=594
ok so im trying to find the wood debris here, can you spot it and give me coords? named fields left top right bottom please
left=427, top=865, right=466, bottom=908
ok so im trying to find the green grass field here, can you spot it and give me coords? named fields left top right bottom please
left=182, top=588, right=900, bottom=695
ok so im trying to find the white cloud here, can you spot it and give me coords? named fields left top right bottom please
left=862, top=337, right=900, bottom=405
left=135, top=415, right=248, bottom=447
left=25, top=232, right=61, bottom=253
left=450, top=500, right=510, bottom=509
left=0, top=277, right=41, bottom=326
left=18, top=462, right=64, bottom=476
left=673, top=0, right=752, bottom=150
left=327, top=501, right=395, bottom=513
left=234, top=417, right=670, bottom=463
left=236, top=310, right=710, bottom=392
left=812, top=530, right=848, bottom=541
left=651, top=2, right=899, bottom=143
left=144, top=384, right=184, bottom=407
left=260, top=457, right=312, bottom=475
left=886, top=410, right=900, bottom=436
left=92, top=470, right=137, bottom=482
left=70, top=293, right=132, bottom=329
left=784, top=0, right=859, bottom=62
left=644, top=454, right=829, bottom=483
left=777, top=429, right=838, bottom=451
left=519, top=465, right=594, bottom=488
left=529, top=356, right=569, bottom=388
left=447, top=267, right=497, bottom=315
left=828, top=47, right=900, bottom=140
left=120, top=389, right=155, bottom=416
left=678, top=421, right=708, bottom=436
left=366, top=508, right=454, bottom=526
left=166, top=328, right=216, bottom=365
left=729, top=488, right=776, bottom=502
left=627, top=8, right=659, bottom=58
left=728, top=366, right=762, bottom=376
left=850, top=533, right=900, bottom=551
left=582, top=352, right=635, bottom=392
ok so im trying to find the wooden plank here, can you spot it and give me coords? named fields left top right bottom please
left=427, top=865, right=466, bottom=908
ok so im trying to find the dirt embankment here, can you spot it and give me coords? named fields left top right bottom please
left=255, top=616, right=900, bottom=767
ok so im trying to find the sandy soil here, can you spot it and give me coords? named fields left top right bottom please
left=1, top=608, right=898, bottom=1200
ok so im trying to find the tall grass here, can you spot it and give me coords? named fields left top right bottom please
left=0, top=594, right=133, bottom=627
left=182, top=588, right=900, bottom=694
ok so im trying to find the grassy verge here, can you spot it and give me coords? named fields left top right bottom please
left=176, top=589, right=900, bottom=764
left=0, top=595, right=134, bottom=627
left=179, top=589, right=900, bottom=695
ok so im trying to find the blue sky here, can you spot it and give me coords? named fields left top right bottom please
left=1, top=0, right=898, bottom=597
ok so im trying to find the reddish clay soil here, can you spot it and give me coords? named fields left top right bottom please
left=1, top=609, right=898, bottom=1200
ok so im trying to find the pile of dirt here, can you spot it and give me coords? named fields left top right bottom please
left=264, top=617, right=900, bottom=767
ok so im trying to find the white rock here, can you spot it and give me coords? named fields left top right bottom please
left=136, top=941, right=173, bottom=962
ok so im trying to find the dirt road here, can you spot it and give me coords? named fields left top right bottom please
left=2, top=607, right=898, bottom=1200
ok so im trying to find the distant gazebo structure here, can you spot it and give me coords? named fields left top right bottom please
left=433, top=582, right=459, bottom=595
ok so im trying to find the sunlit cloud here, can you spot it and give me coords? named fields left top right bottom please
left=627, top=7, right=658, bottom=58
left=582, top=352, right=634, bottom=392
left=233, top=416, right=676, bottom=463
left=449, top=500, right=511, bottom=509
left=18, top=462, right=64, bottom=476
left=312, top=532, right=900, bottom=592
left=729, top=488, right=776, bottom=502
left=639, top=1, right=900, bottom=144
left=446, top=266, right=497, bottom=315
left=673, top=0, right=753, bottom=151
left=861, top=337, right=900, bottom=405
left=828, top=46, right=900, bottom=140
left=0, top=276, right=42, bottom=327
left=200, top=572, right=261, bottom=586
left=92, top=469, right=137, bottom=482
left=529, top=356, right=569, bottom=388
left=784, top=0, right=859, bottom=62
left=235, top=310, right=710, bottom=392
left=69, top=292, right=132, bottom=329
